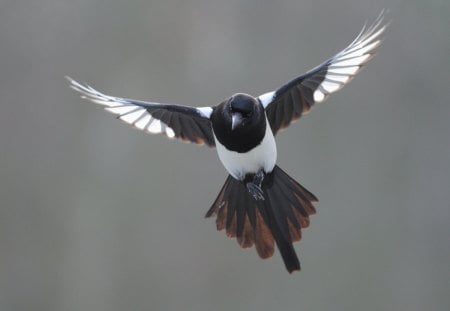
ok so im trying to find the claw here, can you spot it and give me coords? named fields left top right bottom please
left=246, top=183, right=265, bottom=200
left=245, top=169, right=266, bottom=201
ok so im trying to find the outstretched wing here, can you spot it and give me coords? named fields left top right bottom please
left=259, top=11, right=388, bottom=135
left=67, top=77, right=215, bottom=146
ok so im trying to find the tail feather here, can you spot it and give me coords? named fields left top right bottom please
left=205, top=165, right=317, bottom=273
left=237, top=215, right=254, bottom=248
left=253, top=211, right=275, bottom=259
left=256, top=197, right=300, bottom=273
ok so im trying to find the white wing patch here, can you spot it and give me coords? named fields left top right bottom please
left=197, top=107, right=213, bottom=118
left=313, top=12, right=388, bottom=103
left=67, top=76, right=177, bottom=139
left=105, top=106, right=137, bottom=115
left=258, top=91, right=276, bottom=108
left=134, top=114, right=151, bottom=129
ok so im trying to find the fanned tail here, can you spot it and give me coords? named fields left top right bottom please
left=205, top=165, right=317, bottom=273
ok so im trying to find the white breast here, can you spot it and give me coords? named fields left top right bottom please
left=214, top=118, right=277, bottom=180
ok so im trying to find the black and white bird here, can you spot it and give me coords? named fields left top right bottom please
left=68, top=13, right=387, bottom=273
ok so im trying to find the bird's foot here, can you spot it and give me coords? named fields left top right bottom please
left=246, top=183, right=265, bottom=200
left=245, top=170, right=266, bottom=201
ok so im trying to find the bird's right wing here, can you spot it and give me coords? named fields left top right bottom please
left=68, top=77, right=215, bottom=147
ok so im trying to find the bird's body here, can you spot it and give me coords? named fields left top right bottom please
left=214, top=122, right=277, bottom=181
left=211, top=94, right=277, bottom=180
left=68, top=12, right=387, bottom=273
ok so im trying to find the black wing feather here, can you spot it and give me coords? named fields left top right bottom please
left=67, top=77, right=215, bottom=146
left=260, top=12, right=388, bottom=135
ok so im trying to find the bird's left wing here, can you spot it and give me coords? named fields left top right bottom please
left=259, top=11, right=388, bottom=135
left=67, top=77, right=215, bottom=147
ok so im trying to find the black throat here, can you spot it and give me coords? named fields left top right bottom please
left=211, top=98, right=266, bottom=153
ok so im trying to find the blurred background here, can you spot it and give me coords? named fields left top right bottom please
left=1, top=0, right=449, bottom=310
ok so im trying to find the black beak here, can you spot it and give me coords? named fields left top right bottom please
left=231, top=113, right=243, bottom=130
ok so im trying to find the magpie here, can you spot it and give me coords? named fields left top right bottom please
left=68, top=12, right=387, bottom=273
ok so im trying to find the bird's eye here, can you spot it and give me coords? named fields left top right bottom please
left=231, top=108, right=252, bottom=118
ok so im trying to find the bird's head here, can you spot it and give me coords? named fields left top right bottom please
left=210, top=93, right=267, bottom=152
left=228, top=94, right=260, bottom=131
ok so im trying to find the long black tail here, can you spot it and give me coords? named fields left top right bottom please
left=205, top=165, right=317, bottom=273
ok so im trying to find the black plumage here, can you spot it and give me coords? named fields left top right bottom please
left=206, top=166, right=317, bottom=272
left=68, top=12, right=387, bottom=273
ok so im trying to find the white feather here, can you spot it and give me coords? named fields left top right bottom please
left=120, top=110, right=146, bottom=124
left=165, top=127, right=175, bottom=138
left=67, top=77, right=178, bottom=140
left=105, top=106, right=138, bottom=115
left=328, top=66, right=360, bottom=75
left=321, top=80, right=342, bottom=93
left=325, top=74, right=350, bottom=84
left=148, top=120, right=163, bottom=134
left=313, top=90, right=326, bottom=103
left=135, top=114, right=152, bottom=130
left=214, top=117, right=277, bottom=180
left=333, top=54, right=371, bottom=67
left=258, top=91, right=276, bottom=108
left=197, top=107, right=213, bottom=118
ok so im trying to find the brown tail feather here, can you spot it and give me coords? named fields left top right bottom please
left=205, top=165, right=317, bottom=273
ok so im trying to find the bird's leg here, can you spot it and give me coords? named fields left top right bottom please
left=245, top=169, right=265, bottom=201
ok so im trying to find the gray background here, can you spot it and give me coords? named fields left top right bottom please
left=1, top=1, right=449, bottom=310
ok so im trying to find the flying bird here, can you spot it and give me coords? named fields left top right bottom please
left=68, top=13, right=387, bottom=273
